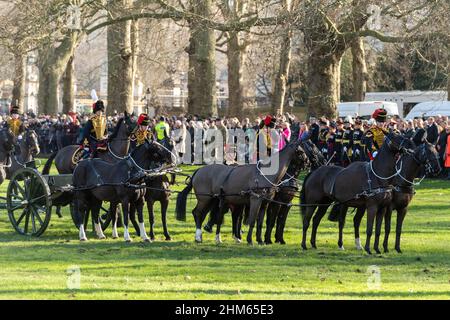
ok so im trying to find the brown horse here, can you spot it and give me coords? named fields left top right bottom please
left=300, top=132, right=413, bottom=254
left=176, top=140, right=309, bottom=245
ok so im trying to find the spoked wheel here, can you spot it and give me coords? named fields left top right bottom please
left=7, top=168, right=52, bottom=237
left=70, top=201, right=112, bottom=231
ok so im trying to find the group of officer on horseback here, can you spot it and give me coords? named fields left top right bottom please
left=75, top=100, right=170, bottom=159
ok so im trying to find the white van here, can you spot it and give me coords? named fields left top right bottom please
left=404, top=101, right=450, bottom=120
left=337, top=101, right=399, bottom=119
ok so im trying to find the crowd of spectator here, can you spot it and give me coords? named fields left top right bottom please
left=1, top=110, right=449, bottom=180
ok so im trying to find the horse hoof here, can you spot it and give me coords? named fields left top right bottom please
left=301, top=245, right=308, bottom=251
left=143, top=238, right=151, bottom=243
left=395, top=248, right=402, bottom=254
left=375, top=249, right=381, bottom=255
left=125, top=239, right=132, bottom=243
left=264, top=240, right=272, bottom=245
left=311, top=243, right=317, bottom=249
left=365, top=248, right=372, bottom=255
left=338, top=246, right=345, bottom=251
left=80, top=238, right=88, bottom=242
left=233, top=237, right=241, bottom=244
left=258, top=241, right=265, bottom=246
left=383, top=248, right=389, bottom=254
left=165, top=237, right=172, bottom=241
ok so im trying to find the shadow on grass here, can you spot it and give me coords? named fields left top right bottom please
left=0, top=287, right=448, bottom=299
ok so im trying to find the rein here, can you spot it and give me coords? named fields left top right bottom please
left=369, top=158, right=402, bottom=180
left=256, top=160, right=293, bottom=188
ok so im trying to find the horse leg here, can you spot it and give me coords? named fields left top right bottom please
left=310, top=205, right=329, bottom=249
left=373, top=207, right=385, bottom=254
left=147, top=199, right=156, bottom=241
left=137, top=197, right=150, bottom=242
left=232, top=206, right=243, bottom=243
left=353, top=207, right=365, bottom=250
left=383, top=206, right=393, bottom=253
left=129, top=202, right=140, bottom=236
left=215, top=207, right=226, bottom=244
left=264, top=203, right=278, bottom=245
left=246, top=198, right=262, bottom=245
left=364, top=206, right=378, bottom=254
left=161, top=199, right=171, bottom=241
left=302, top=206, right=317, bottom=250
left=337, top=205, right=348, bottom=250
left=92, top=201, right=106, bottom=239
left=192, top=198, right=213, bottom=243
left=75, top=196, right=88, bottom=241
left=395, top=208, right=407, bottom=253
left=256, top=201, right=268, bottom=245
left=111, top=202, right=119, bottom=239
left=275, top=206, right=290, bottom=245
left=121, top=199, right=132, bottom=242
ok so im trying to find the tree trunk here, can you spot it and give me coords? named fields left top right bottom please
left=131, top=20, right=139, bottom=112
left=187, top=0, right=217, bottom=117
left=351, top=37, right=368, bottom=101
left=12, top=52, right=26, bottom=112
left=62, top=56, right=75, bottom=114
left=38, top=31, right=80, bottom=115
left=447, top=67, right=450, bottom=101
left=306, top=53, right=343, bottom=118
left=107, top=0, right=134, bottom=115
left=227, top=33, right=244, bottom=117
left=271, top=0, right=292, bottom=115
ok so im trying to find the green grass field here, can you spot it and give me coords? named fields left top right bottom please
left=0, top=162, right=449, bottom=300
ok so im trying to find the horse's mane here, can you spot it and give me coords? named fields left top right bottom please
left=108, top=117, right=125, bottom=141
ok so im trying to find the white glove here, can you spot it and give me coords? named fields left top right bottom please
left=373, top=151, right=378, bottom=158
left=343, top=147, right=347, bottom=153
left=322, top=148, right=327, bottom=154
left=355, top=149, right=360, bottom=155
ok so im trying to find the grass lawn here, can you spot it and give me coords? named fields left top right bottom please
left=0, top=161, right=449, bottom=300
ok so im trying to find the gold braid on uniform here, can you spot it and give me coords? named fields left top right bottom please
left=8, top=119, right=22, bottom=137
left=133, top=129, right=150, bottom=146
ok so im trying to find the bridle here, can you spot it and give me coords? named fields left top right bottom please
left=395, top=143, right=440, bottom=185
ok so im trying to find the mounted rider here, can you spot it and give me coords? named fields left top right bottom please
left=5, top=105, right=25, bottom=139
left=76, top=100, right=108, bottom=158
left=365, top=108, right=389, bottom=160
left=131, top=113, right=152, bottom=149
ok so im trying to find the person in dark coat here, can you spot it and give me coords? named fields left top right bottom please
left=425, top=117, right=439, bottom=145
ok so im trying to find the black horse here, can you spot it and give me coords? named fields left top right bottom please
left=300, top=132, right=413, bottom=254
left=349, top=140, right=441, bottom=253
left=129, top=174, right=173, bottom=241
left=73, top=140, right=172, bottom=242
left=264, top=140, right=326, bottom=245
left=7, top=129, right=40, bottom=179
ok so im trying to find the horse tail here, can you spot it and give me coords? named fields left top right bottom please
left=328, top=203, right=341, bottom=222
left=300, top=171, right=312, bottom=218
left=42, top=151, right=58, bottom=175
left=175, top=171, right=197, bottom=221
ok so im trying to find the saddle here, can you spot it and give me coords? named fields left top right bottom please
left=71, top=144, right=108, bottom=165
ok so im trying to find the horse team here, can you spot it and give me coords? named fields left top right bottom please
left=1, top=114, right=441, bottom=254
